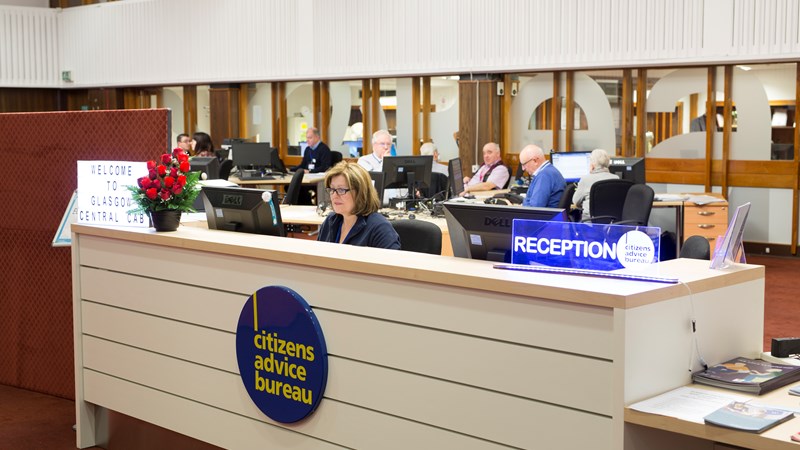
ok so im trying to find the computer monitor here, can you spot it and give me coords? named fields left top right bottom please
left=231, top=142, right=272, bottom=171
left=448, top=158, right=465, bottom=198
left=190, top=156, right=220, bottom=180
left=443, top=202, right=566, bottom=262
left=550, top=150, right=592, bottom=183
left=382, top=155, right=433, bottom=199
left=270, top=148, right=289, bottom=175
left=201, top=186, right=286, bottom=237
left=608, top=157, right=646, bottom=184
left=368, top=171, right=385, bottom=206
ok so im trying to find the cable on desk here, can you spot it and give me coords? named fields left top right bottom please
left=681, top=279, right=708, bottom=373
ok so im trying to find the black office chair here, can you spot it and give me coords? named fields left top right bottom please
left=680, top=235, right=711, bottom=260
left=282, top=170, right=305, bottom=205
left=330, top=151, right=343, bottom=166
left=614, top=183, right=655, bottom=226
left=423, top=172, right=448, bottom=200
left=390, top=219, right=442, bottom=255
left=219, top=159, right=233, bottom=180
left=557, top=182, right=581, bottom=222
left=583, top=179, right=634, bottom=224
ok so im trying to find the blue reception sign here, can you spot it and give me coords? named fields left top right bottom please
left=511, top=220, right=661, bottom=271
left=236, top=286, right=328, bottom=423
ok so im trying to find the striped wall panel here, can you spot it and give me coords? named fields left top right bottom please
left=0, top=6, right=58, bottom=87
left=2, top=0, right=800, bottom=88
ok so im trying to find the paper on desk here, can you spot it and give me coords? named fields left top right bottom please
left=181, top=212, right=208, bottom=223
left=629, top=386, right=748, bottom=423
left=654, top=194, right=689, bottom=202
left=686, top=195, right=726, bottom=205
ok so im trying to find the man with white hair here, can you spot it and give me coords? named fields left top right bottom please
left=518, top=144, right=565, bottom=208
left=358, top=129, right=393, bottom=172
left=572, top=148, right=619, bottom=221
left=419, top=142, right=448, bottom=175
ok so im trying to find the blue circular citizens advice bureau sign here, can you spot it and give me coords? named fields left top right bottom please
left=235, top=286, right=328, bottom=423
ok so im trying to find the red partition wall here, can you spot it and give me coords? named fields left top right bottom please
left=0, top=109, right=171, bottom=399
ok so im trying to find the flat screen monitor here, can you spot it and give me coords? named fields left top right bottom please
left=448, top=158, right=465, bottom=198
left=444, top=201, right=566, bottom=262
left=232, top=142, right=272, bottom=170
left=270, top=149, right=288, bottom=175
left=368, top=171, right=385, bottom=206
left=201, top=186, right=286, bottom=237
left=608, top=156, right=646, bottom=184
left=190, top=156, right=220, bottom=180
left=382, top=155, right=433, bottom=193
left=550, top=150, right=592, bottom=183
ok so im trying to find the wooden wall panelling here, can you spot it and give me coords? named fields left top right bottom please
left=271, top=83, right=279, bottom=146
left=312, top=81, right=321, bottom=130
left=457, top=80, right=500, bottom=172
left=646, top=159, right=797, bottom=188
left=279, top=83, right=287, bottom=156
left=370, top=78, right=380, bottom=141
left=208, top=85, right=239, bottom=149
left=238, top=83, right=248, bottom=140
left=552, top=72, right=561, bottom=151
left=0, top=88, right=59, bottom=113
left=501, top=74, right=512, bottom=159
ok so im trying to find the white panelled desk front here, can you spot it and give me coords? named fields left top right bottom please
left=71, top=224, right=764, bottom=450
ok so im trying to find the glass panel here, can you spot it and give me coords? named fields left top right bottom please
left=247, top=82, right=272, bottom=145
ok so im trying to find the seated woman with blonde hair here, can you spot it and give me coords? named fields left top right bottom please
left=317, top=162, right=400, bottom=249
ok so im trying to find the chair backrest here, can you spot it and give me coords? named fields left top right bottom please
left=390, top=219, right=442, bottom=255
left=424, top=172, right=449, bottom=199
left=680, top=235, right=711, bottom=260
left=587, top=179, right=634, bottom=223
left=219, top=159, right=233, bottom=180
left=619, top=183, right=655, bottom=226
left=558, top=182, right=581, bottom=222
left=282, top=170, right=305, bottom=205
left=331, top=151, right=343, bottom=166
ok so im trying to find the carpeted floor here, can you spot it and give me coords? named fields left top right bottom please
left=0, top=254, right=797, bottom=449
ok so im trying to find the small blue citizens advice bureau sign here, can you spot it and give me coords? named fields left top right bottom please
left=236, top=286, right=328, bottom=423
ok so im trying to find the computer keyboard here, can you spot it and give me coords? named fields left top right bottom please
left=493, top=263, right=679, bottom=284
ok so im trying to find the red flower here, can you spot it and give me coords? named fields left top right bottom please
left=151, top=179, right=161, bottom=190
left=178, top=175, right=186, bottom=185
left=161, top=153, right=172, bottom=165
left=148, top=169, right=157, bottom=180
left=147, top=160, right=157, bottom=170
left=177, top=153, right=189, bottom=164
left=146, top=188, right=158, bottom=200
left=139, top=176, right=151, bottom=189
left=169, top=167, right=178, bottom=177
left=172, top=184, right=183, bottom=195
left=157, top=165, right=167, bottom=176
left=164, top=176, right=174, bottom=188
left=179, top=161, right=190, bottom=173
left=159, top=189, right=171, bottom=201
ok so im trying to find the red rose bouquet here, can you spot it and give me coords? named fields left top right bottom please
left=127, top=148, right=201, bottom=213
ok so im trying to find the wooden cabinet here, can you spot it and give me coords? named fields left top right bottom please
left=684, top=198, right=728, bottom=254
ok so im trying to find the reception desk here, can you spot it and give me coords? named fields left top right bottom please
left=71, top=224, right=764, bottom=449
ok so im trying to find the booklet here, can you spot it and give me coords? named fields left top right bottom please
left=692, top=357, right=800, bottom=395
left=704, top=401, right=794, bottom=433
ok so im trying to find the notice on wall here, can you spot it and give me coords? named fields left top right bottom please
left=76, top=160, right=148, bottom=227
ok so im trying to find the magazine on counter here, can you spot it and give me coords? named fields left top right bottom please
left=704, top=401, right=794, bottom=433
left=692, top=357, right=800, bottom=394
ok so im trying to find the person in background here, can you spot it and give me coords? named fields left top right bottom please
left=295, top=127, right=332, bottom=173
left=572, top=149, right=619, bottom=221
left=519, top=144, right=565, bottom=208
left=192, top=132, right=215, bottom=158
left=317, top=162, right=401, bottom=249
left=419, top=142, right=448, bottom=175
left=175, top=134, right=192, bottom=154
left=462, top=142, right=509, bottom=195
left=357, top=129, right=393, bottom=172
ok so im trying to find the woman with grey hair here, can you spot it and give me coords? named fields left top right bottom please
left=572, top=149, right=620, bottom=221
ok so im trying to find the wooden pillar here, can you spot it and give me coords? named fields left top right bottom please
left=238, top=83, right=248, bottom=140
left=422, top=77, right=431, bottom=149
left=705, top=67, right=716, bottom=193
left=721, top=66, right=733, bottom=200
left=552, top=72, right=561, bottom=151
left=565, top=72, right=574, bottom=152
left=320, top=81, right=330, bottom=144
left=271, top=83, right=280, bottom=146
left=635, top=69, right=647, bottom=157
left=279, top=83, right=288, bottom=157
left=457, top=79, right=500, bottom=174
left=209, top=84, right=240, bottom=148
left=312, top=81, right=321, bottom=130
left=412, top=77, right=420, bottom=154
left=183, top=86, right=197, bottom=135
left=501, top=74, right=512, bottom=157
left=370, top=78, right=380, bottom=137
left=621, top=70, right=633, bottom=156
left=793, top=63, right=800, bottom=254
left=361, top=80, right=371, bottom=155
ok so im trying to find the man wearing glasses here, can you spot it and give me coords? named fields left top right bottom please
left=519, top=144, right=565, bottom=208
left=358, top=129, right=394, bottom=172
